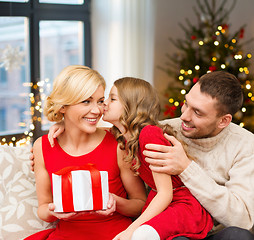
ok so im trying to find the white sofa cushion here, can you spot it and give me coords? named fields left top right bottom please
left=0, top=145, right=54, bottom=240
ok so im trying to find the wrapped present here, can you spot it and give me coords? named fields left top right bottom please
left=52, top=164, right=109, bottom=212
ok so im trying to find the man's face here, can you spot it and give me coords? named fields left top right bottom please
left=180, top=83, right=223, bottom=139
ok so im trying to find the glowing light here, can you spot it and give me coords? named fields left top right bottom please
left=180, top=69, right=185, bottom=74
left=221, top=64, right=226, bottom=69
left=199, top=41, right=204, bottom=46
left=247, top=53, right=252, bottom=59
left=246, top=84, right=251, bottom=90
left=215, top=31, right=220, bottom=36
left=224, top=44, right=229, bottom=48
left=240, top=122, right=244, bottom=127
left=214, top=41, right=219, bottom=46
left=217, top=26, right=222, bottom=30
left=169, top=98, right=174, bottom=103
left=174, top=101, right=180, bottom=107
left=239, top=67, right=244, bottom=72
left=232, top=39, right=237, bottom=43
left=212, top=57, right=217, bottom=61
left=234, top=55, right=242, bottom=60
left=248, top=93, right=252, bottom=97
left=195, top=65, right=200, bottom=70
left=187, top=70, right=192, bottom=75
left=242, top=107, right=246, bottom=112
left=179, top=76, right=184, bottom=80
left=181, top=89, right=186, bottom=95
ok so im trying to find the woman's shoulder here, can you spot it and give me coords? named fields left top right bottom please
left=33, top=136, right=43, bottom=148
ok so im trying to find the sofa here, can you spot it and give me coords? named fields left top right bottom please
left=0, top=145, right=54, bottom=240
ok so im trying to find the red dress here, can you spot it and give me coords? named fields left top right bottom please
left=25, top=131, right=132, bottom=240
left=138, top=125, right=213, bottom=240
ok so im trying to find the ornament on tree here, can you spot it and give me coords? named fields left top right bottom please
left=0, top=44, right=25, bottom=71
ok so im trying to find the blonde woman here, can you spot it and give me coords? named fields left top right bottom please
left=25, top=66, right=146, bottom=240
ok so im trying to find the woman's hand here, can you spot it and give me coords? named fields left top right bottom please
left=95, top=193, right=116, bottom=216
left=48, top=203, right=77, bottom=220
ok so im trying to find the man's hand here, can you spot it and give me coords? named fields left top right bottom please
left=143, top=133, right=192, bottom=175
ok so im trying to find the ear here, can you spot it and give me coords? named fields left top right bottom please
left=217, top=114, right=232, bottom=129
left=59, top=106, right=66, bottom=114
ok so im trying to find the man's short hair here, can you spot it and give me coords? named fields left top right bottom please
left=198, top=71, right=244, bottom=116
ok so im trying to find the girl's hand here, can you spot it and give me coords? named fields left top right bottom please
left=113, top=229, right=133, bottom=240
left=48, top=121, right=65, bottom=147
left=30, top=147, right=35, bottom=171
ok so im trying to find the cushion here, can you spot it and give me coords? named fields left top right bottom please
left=0, top=145, right=54, bottom=240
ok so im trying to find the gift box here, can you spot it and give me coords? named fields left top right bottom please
left=52, top=164, right=109, bottom=212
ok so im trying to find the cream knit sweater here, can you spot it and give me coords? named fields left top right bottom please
left=161, top=118, right=254, bottom=232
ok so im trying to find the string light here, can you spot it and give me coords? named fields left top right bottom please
left=214, top=41, right=219, bottom=46
left=199, top=40, right=204, bottom=46
left=181, top=89, right=186, bottom=95
left=169, top=98, right=174, bottom=103
left=1, top=79, right=51, bottom=146
left=195, top=65, right=200, bottom=70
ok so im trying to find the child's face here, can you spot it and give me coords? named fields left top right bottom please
left=103, top=85, right=124, bottom=128
left=61, top=85, right=105, bottom=134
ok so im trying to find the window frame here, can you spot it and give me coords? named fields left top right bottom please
left=0, top=0, right=91, bottom=144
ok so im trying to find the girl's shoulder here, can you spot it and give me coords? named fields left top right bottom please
left=139, top=125, right=171, bottom=146
left=140, top=125, right=163, bottom=137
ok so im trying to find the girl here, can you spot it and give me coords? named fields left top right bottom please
left=103, top=77, right=213, bottom=240
left=25, top=67, right=146, bottom=240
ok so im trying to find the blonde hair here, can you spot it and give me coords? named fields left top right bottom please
left=111, top=77, right=175, bottom=172
left=44, top=65, right=106, bottom=122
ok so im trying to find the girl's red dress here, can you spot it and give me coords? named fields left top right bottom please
left=25, top=131, right=132, bottom=240
left=138, top=125, right=213, bottom=240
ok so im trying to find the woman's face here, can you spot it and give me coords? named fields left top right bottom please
left=61, top=85, right=105, bottom=134
left=103, top=85, right=124, bottom=128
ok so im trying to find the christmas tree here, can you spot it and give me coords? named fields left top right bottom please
left=162, top=0, right=254, bottom=132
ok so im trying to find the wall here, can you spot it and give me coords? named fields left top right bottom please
left=153, top=0, right=254, bottom=107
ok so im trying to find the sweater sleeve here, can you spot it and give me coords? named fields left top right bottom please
left=179, top=138, right=254, bottom=230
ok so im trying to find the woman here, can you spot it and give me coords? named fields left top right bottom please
left=25, top=66, right=146, bottom=240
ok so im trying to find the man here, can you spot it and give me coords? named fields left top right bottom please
left=144, top=71, right=254, bottom=239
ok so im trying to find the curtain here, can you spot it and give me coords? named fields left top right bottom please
left=91, top=0, right=155, bottom=96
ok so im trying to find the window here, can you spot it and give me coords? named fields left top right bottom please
left=0, top=1, right=91, bottom=145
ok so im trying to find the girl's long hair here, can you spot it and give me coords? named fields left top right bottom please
left=111, top=77, right=176, bottom=172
